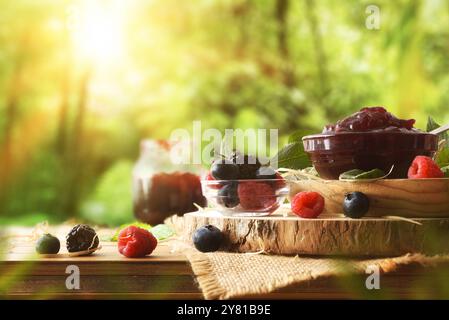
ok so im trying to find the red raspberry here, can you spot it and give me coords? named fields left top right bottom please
left=238, top=181, right=277, bottom=210
left=273, top=172, right=286, bottom=189
left=118, top=226, right=158, bottom=258
left=291, top=191, right=325, bottom=218
left=205, top=171, right=222, bottom=189
left=408, top=156, right=444, bottom=179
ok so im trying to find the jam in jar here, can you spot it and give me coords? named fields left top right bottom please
left=132, top=140, right=206, bottom=225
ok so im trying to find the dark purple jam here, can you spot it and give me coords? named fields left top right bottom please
left=323, top=106, right=417, bottom=134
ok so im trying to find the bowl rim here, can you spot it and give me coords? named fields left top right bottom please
left=302, top=131, right=438, bottom=140
left=201, top=178, right=286, bottom=184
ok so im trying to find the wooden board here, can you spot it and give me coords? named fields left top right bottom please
left=179, top=209, right=449, bottom=257
left=2, top=227, right=449, bottom=299
left=289, top=178, right=449, bottom=218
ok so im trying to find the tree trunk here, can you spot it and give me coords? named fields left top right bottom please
left=275, top=0, right=295, bottom=86
left=304, top=0, right=331, bottom=110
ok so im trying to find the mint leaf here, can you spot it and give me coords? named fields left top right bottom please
left=427, top=116, right=441, bottom=132
left=110, top=222, right=175, bottom=241
left=436, top=148, right=449, bottom=168
left=288, top=129, right=314, bottom=144
left=150, top=224, right=175, bottom=241
left=271, top=142, right=311, bottom=170
left=441, top=165, right=449, bottom=177
left=110, top=222, right=152, bottom=241
left=339, top=168, right=386, bottom=180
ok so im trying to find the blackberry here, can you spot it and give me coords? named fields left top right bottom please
left=230, top=152, right=261, bottom=179
left=66, top=224, right=99, bottom=253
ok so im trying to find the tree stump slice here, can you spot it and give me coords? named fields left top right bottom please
left=289, top=178, right=449, bottom=218
left=178, top=209, right=449, bottom=257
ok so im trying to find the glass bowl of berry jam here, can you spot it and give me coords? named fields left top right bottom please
left=302, top=107, right=439, bottom=180
left=201, top=152, right=289, bottom=216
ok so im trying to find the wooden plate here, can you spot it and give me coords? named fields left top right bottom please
left=178, top=210, right=449, bottom=257
left=288, top=178, right=449, bottom=218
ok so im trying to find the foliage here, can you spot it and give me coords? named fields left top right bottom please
left=1, top=0, right=449, bottom=225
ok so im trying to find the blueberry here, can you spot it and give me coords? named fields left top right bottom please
left=36, top=234, right=60, bottom=254
left=343, top=192, right=370, bottom=218
left=211, top=159, right=239, bottom=180
left=217, top=183, right=239, bottom=208
left=192, top=225, right=223, bottom=252
left=255, top=166, right=277, bottom=180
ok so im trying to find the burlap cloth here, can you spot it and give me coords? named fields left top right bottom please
left=185, top=251, right=449, bottom=299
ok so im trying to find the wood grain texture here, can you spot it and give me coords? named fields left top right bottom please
left=180, top=210, right=449, bottom=256
left=289, top=178, right=449, bottom=218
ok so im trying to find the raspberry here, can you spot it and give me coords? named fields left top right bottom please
left=237, top=181, right=277, bottom=210
left=273, top=172, right=286, bottom=189
left=205, top=171, right=222, bottom=189
left=408, top=156, right=444, bottom=179
left=118, top=226, right=158, bottom=258
left=291, top=191, right=325, bottom=218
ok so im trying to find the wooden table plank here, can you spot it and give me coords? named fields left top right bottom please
left=1, top=227, right=449, bottom=299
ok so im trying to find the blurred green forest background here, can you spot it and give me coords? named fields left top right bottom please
left=1, top=0, right=448, bottom=226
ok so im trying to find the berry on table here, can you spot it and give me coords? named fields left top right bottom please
left=211, top=159, right=239, bottom=180
left=66, top=224, right=99, bottom=254
left=408, top=156, right=444, bottom=179
left=118, top=226, right=158, bottom=258
left=343, top=192, right=370, bottom=218
left=237, top=181, right=277, bottom=210
left=36, top=234, right=60, bottom=254
left=291, top=191, right=324, bottom=218
left=192, top=225, right=223, bottom=252
left=217, top=183, right=240, bottom=208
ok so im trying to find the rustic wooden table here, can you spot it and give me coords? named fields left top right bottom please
left=1, top=227, right=449, bottom=299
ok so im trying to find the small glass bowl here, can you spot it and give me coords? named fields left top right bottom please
left=201, top=179, right=289, bottom=217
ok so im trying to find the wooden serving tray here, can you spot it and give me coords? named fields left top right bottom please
left=289, top=178, right=449, bottom=218
left=178, top=210, right=449, bottom=257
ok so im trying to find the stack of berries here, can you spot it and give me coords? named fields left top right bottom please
left=205, top=152, right=286, bottom=212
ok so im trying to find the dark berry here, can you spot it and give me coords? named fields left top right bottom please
left=35, top=234, right=60, bottom=254
left=343, top=192, right=370, bottom=218
left=192, top=225, right=223, bottom=252
left=255, top=166, right=277, bottom=180
left=230, top=152, right=261, bottom=179
left=291, top=191, right=325, bottom=218
left=211, top=159, right=239, bottom=180
left=217, top=183, right=239, bottom=208
left=66, top=224, right=99, bottom=254
left=118, top=226, right=158, bottom=258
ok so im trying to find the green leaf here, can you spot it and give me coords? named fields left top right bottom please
left=288, top=129, right=314, bottom=144
left=150, top=224, right=175, bottom=241
left=427, top=116, right=441, bottom=132
left=271, top=142, right=311, bottom=170
left=110, top=222, right=175, bottom=241
left=436, top=148, right=449, bottom=168
left=441, top=166, right=449, bottom=177
left=302, top=166, right=320, bottom=177
left=339, top=168, right=386, bottom=181
left=339, top=169, right=365, bottom=180
left=110, top=222, right=152, bottom=241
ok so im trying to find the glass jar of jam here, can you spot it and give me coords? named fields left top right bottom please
left=132, top=140, right=206, bottom=225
